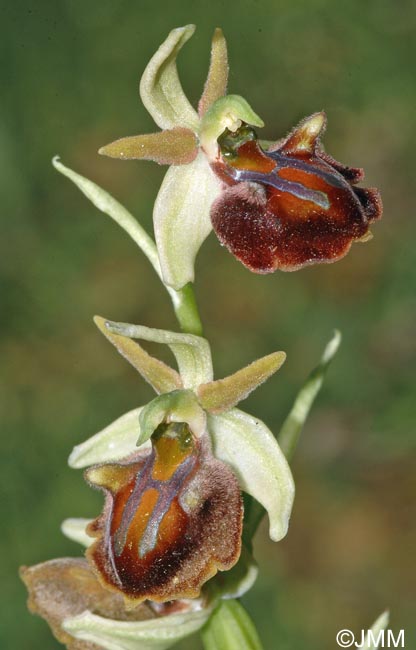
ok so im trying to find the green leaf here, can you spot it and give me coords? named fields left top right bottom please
left=198, top=28, right=229, bottom=116
left=63, top=605, right=212, bottom=650
left=208, top=408, right=294, bottom=542
left=138, top=390, right=206, bottom=445
left=198, top=351, right=286, bottom=414
left=68, top=407, right=149, bottom=469
left=153, top=152, right=222, bottom=290
left=105, top=320, right=213, bottom=388
left=99, top=127, right=198, bottom=165
left=202, top=600, right=263, bottom=650
left=52, top=158, right=203, bottom=335
left=52, top=157, right=160, bottom=275
left=139, top=24, right=199, bottom=131
left=364, top=612, right=390, bottom=649
left=278, top=330, right=341, bottom=460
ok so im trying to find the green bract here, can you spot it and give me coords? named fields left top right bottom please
left=63, top=607, right=212, bottom=650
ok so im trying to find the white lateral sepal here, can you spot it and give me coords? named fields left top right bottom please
left=208, top=408, right=295, bottom=541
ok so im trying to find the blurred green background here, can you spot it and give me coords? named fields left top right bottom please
left=1, top=1, right=415, bottom=648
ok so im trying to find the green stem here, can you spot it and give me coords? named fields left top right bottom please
left=168, top=282, right=203, bottom=335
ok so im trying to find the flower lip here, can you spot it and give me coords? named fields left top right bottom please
left=84, top=420, right=243, bottom=605
left=210, top=113, right=382, bottom=273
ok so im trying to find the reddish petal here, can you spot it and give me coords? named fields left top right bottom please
left=318, top=149, right=364, bottom=184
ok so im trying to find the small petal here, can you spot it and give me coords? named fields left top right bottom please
left=61, top=518, right=94, bottom=547
left=68, top=407, right=149, bottom=469
left=198, top=28, right=229, bottom=117
left=105, top=319, right=213, bottom=388
left=94, top=316, right=183, bottom=394
left=99, top=128, right=198, bottom=166
left=139, top=25, right=199, bottom=131
left=153, top=152, right=222, bottom=290
left=63, top=605, right=212, bottom=650
left=318, top=149, right=364, bottom=184
left=208, top=408, right=294, bottom=542
left=138, top=390, right=206, bottom=445
left=197, top=351, right=286, bottom=414
left=201, top=600, right=263, bottom=650
left=278, top=330, right=341, bottom=460
left=278, top=111, right=326, bottom=154
left=20, top=558, right=155, bottom=650
left=85, top=427, right=242, bottom=603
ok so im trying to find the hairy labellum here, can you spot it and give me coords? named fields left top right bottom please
left=85, top=422, right=243, bottom=604
left=211, top=113, right=382, bottom=272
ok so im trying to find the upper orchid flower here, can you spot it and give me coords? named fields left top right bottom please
left=100, top=25, right=381, bottom=288
left=211, top=113, right=382, bottom=272
left=99, top=24, right=263, bottom=291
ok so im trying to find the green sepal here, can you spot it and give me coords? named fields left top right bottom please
left=64, top=605, right=212, bottom=650
left=139, top=24, right=199, bottom=130
left=68, top=407, right=149, bottom=469
left=95, top=316, right=182, bottom=394
left=208, top=408, right=294, bottom=542
left=105, top=320, right=213, bottom=388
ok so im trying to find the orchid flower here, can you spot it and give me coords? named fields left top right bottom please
left=68, top=316, right=293, bottom=600
left=100, top=25, right=381, bottom=286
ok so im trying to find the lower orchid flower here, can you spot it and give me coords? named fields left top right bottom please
left=22, top=316, right=293, bottom=648
left=74, top=317, right=293, bottom=602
